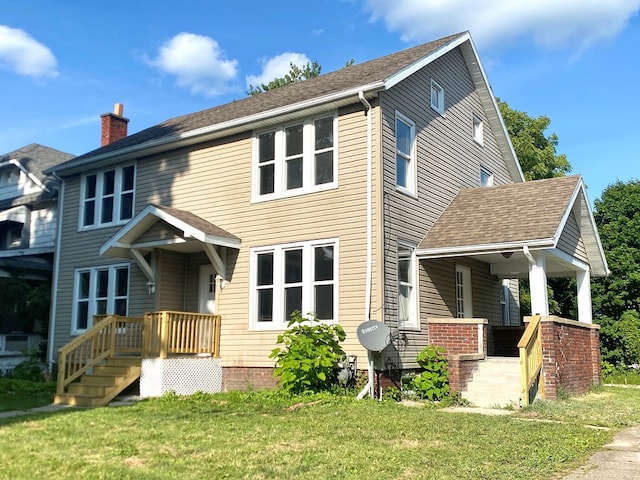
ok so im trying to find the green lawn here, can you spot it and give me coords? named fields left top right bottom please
left=1, top=387, right=638, bottom=479
left=0, top=378, right=55, bottom=412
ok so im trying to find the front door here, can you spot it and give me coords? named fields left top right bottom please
left=199, top=265, right=216, bottom=314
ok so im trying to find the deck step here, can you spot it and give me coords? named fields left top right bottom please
left=461, top=357, right=521, bottom=408
left=54, top=358, right=141, bottom=407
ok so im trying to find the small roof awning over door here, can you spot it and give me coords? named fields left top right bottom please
left=100, top=204, right=240, bottom=281
left=416, top=175, right=609, bottom=278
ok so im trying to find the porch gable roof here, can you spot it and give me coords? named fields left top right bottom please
left=416, top=175, right=609, bottom=276
left=100, top=204, right=240, bottom=258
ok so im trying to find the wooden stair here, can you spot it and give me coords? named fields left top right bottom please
left=54, top=356, right=141, bottom=407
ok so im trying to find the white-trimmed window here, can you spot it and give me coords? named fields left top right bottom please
left=253, top=115, right=337, bottom=201
left=397, top=242, right=418, bottom=329
left=81, top=165, right=135, bottom=228
left=430, top=79, right=445, bottom=114
left=455, top=264, right=472, bottom=318
left=251, top=239, right=338, bottom=329
left=73, top=264, right=130, bottom=332
left=472, top=113, right=484, bottom=145
left=395, top=112, right=416, bottom=196
left=480, top=167, right=493, bottom=187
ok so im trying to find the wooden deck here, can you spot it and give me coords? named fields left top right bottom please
left=55, top=312, right=221, bottom=406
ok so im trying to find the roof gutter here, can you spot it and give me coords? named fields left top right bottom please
left=51, top=81, right=385, bottom=176
left=415, top=238, right=554, bottom=259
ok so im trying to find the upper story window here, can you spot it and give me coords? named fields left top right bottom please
left=398, top=241, right=418, bottom=329
left=430, top=79, right=445, bottom=115
left=0, top=221, right=23, bottom=250
left=472, top=113, right=484, bottom=145
left=253, top=115, right=337, bottom=201
left=81, top=165, right=135, bottom=229
left=395, top=112, right=417, bottom=197
left=73, top=264, right=129, bottom=333
left=0, top=167, right=20, bottom=187
left=480, top=167, right=493, bottom=187
left=251, top=239, right=338, bottom=329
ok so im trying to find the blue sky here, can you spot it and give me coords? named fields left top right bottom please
left=1, top=0, right=639, bottom=204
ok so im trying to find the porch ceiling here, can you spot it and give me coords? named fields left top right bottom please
left=415, top=176, right=609, bottom=277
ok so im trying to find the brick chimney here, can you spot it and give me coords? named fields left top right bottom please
left=100, top=103, right=129, bottom=146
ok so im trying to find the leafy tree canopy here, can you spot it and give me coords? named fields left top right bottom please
left=248, top=61, right=321, bottom=96
left=592, top=180, right=640, bottom=321
left=498, top=99, right=571, bottom=180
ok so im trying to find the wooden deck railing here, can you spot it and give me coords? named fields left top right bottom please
left=57, top=311, right=221, bottom=395
left=143, top=311, right=221, bottom=358
left=56, top=315, right=144, bottom=396
left=518, top=314, right=544, bottom=407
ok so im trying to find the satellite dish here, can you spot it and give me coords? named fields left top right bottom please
left=357, top=321, right=391, bottom=352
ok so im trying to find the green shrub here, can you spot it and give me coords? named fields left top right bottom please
left=269, top=311, right=346, bottom=394
left=10, top=349, right=47, bottom=382
left=408, top=346, right=450, bottom=401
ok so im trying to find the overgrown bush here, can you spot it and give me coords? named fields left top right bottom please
left=10, top=349, right=47, bottom=382
left=408, top=346, right=450, bottom=401
left=600, top=310, right=640, bottom=367
left=269, top=311, right=346, bottom=394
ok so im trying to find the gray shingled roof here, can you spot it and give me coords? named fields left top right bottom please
left=0, top=143, right=74, bottom=209
left=154, top=205, right=240, bottom=242
left=51, top=32, right=465, bottom=172
left=418, top=175, right=582, bottom=250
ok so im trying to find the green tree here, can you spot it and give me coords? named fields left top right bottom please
left=248, top=61, right=321, bottom=96
left=592, top=180, right=640, bottom=317
left=498, top=100, right=571, bottom=180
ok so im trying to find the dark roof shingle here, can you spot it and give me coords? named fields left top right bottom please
left=418, top=175, right=582, bottom=250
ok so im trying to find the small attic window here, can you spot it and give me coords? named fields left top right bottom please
left=472, top=113, right=484, bottom=145
left=430, top=79, right=445, bottom=115
left=480, top=167, right=493, bottom=187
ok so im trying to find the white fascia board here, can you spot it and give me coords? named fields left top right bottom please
left=384, top=33, right=471, bottom=90
left=53, top=82, right=384, bottom=175
left=99, top=204, right=158, bottom=256
left=2, top=159, right=49, bottom=192
left=415, top=239, right=554, bottom=259
left=552, top=177, right=584, bottom=246
left=547, top=248, right=590, bottom=272
left=578, top=183, right=610, bottom=276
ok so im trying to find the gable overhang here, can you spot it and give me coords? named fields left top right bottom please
left=384, top=31, right=524, bottom=184
left=0, top=158, right=49, bottom=192
left=100, top=205, right=240, bottom=284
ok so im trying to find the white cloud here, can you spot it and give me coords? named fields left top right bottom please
left=246, top=52, right=311, bottom=89
left=147, top=32, right=238, bottom=97
left=363, top=0, right=640, bottom=51
left=0, top=25, right=58, bottom=78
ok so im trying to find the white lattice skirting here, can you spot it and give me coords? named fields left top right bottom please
left=140, top=356, right=223, bottom=397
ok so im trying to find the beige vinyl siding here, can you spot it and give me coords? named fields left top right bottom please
left=51, top=171, right=153, bottom=353
left=184, top=252, right=211, bottom=312
left=558, top=211, right=588, bottom=264
left=136, top=222, right=183, bottom=245
left=156, top=250, right=186, bottom=311
left=118, top=103, right=378, bottom=367
left=379, top=47, right=517, bottom=368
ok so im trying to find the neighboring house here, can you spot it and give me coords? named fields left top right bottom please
left=0, top=144, right=73, bottom=372
left=48, top=32, right=608, bottom=407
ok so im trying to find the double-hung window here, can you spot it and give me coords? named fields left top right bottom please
left=395, top=112, right=416, bottom=196
left=81, top=165, right=135, bottom=228
left=455, top=264, right=472, bottom=318
left=73, top=264, right=130, bottom=332
left=251, top=239, right=338, bottom=329
left=254, top=115, right=337, bottom=200
left=397, top=242, right=418, bottom=329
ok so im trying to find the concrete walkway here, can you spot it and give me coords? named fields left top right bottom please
left=563, top=425, right=640, bottom=479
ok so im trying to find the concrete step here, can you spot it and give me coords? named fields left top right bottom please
left=462, top=357, right=521, bottom=408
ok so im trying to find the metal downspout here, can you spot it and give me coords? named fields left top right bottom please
left=357, top=90, right=374, bottom=400
left=47, top=173, right=64, bottom=366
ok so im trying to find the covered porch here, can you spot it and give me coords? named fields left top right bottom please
left=416, top=176, right=609, bottom=405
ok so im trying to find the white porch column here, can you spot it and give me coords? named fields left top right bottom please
left=576, top=268, right=593, bottom=324
left=528, top=250, right=549, bottom=316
